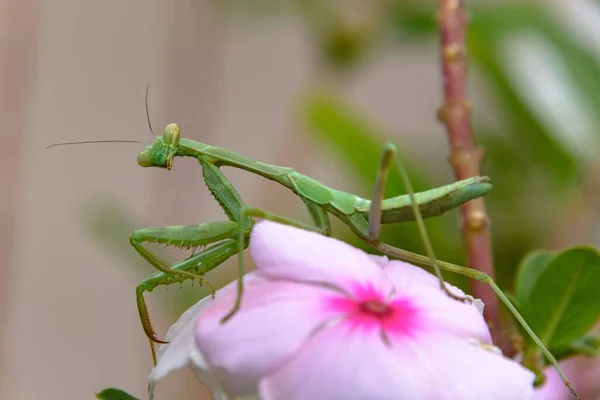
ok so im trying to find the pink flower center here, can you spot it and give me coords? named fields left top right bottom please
left=325, top=283, right=421, bottom=338
left=360, top=299, right=392, bottom=317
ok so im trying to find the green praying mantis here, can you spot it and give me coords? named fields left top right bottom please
left=131, top=123, right=579, bottom=398
left=47, top=112, right=579, bottom=399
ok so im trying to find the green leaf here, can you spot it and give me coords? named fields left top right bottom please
left=568, top=334, right=600, bottom=357
left=515, top=250, right=555, bottom=306
left=553, top=334, right=600, bottom=360
left=96, top=388, right=140, bottom=400
left=520, top=246, right=600, bottom=353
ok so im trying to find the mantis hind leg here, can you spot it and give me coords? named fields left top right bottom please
left=220, top=204, right=332, bottom=324
left=367, top=142, right=465, bottom=302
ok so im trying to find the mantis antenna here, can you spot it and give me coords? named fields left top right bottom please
left=45, top=140, right=141, bottom=149
left=145, top=85, right=156, bottom=136
left=46, top=86, right=157, bottom=149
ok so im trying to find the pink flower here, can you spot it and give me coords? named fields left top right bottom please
left=532, top=363, right=573, bottom=400
left=533, top=354, right=600, bottom=400
left=193, top=220, right=535, bottom=399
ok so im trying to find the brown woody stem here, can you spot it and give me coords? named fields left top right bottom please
left=436, top=0, right=510, bottom=354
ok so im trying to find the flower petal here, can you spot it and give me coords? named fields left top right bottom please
left=259, top=321, right=429, bottom=400
left=194, top=276, right=347, bottom=397
left=368, top=254, right=391, bottom=267
left=532, top=365, right=571, bottom=400
left=149, top=298, right=210, bottom=383
left=259, top=322, right=533, bottom=400
left=411, top=285, right=491, bottom=343
left=533, top=357, right=587, bottom=400
left=149, top=272, right=263, bottom=399
left=250, top=221, right=391, bottom=294
left=412, top=334, right=535, bottom=400
left=383, top=258, right=475, bottom=302
left=383, top=258, right=442, bottom=290
left=382, top=260, right=490, bottom=343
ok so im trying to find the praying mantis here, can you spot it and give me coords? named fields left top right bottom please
left=47, top=109, right=579, bottom=398
left=129, top=122, right=578, bottom=397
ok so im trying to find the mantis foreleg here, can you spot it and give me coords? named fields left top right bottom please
left=134, top=156, right=255, bottom=363
left=199, top=157, right=252, bottom=229
left=133, top=222, right=241, bottom=363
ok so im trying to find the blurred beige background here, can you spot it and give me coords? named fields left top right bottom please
left=0, top=1, right=462, bottom=399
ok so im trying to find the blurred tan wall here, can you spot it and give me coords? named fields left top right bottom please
left=0, top=1, right=446, bottom=399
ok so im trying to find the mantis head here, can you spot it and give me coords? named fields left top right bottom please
left=137, top=123, right=181, bottom=170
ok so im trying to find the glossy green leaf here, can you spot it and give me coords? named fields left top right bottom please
left=567, top=334, right=600, bottom=357
left=520, top=246, right=600, bottom=353
left=96, top=388, right=139, bottom=400
left=553, top=334, right=600, bottom=360
left=515, top=250, right=555, bottom=306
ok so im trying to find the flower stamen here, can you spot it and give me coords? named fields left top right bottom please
left=361, top=299, right=391, bottom=317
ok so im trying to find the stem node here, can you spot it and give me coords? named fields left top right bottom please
left=465, top=209, right=489, bottom=232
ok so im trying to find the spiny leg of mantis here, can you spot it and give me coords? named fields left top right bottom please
left=220, top=205, right=333, bottom=324
left=364, top=142, right=579, bottom=399
left=134, top=156, right=254, bottom=364
left=132, top=223, right=241, bottom=364
left=367, top=142, right=468, bottom=303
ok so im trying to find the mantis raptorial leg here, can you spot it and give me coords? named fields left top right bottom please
left=133, top=224, right=240, bottom=363
left=132, top=154, right=254, bottom=363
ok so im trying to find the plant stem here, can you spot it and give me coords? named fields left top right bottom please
left=436, top=0, right=509, bottom=354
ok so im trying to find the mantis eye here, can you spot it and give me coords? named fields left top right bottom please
left=163, top=123, right=181, bottom=146
left=137, top=151, right=153, bottom=167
